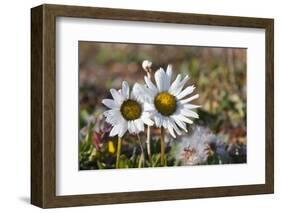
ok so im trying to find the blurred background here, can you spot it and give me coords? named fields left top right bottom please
left=79, top=42, right=247, bottom=169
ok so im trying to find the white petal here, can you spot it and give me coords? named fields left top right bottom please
left=143, top=87, right=156, bottom=102
left=103, top=109, right=118, bottom=119
left=169, top=74, right=182, bottom=93
left=171, top=75, right=189, bottom=96
left=131, top=83, right=143, bottom=100
left=176, top=85, right=195, bottom=100
left=154, top=68, right=166, bottom=92
left=127, top=121, right=133, bottom=133
left=180, top=94, right=199, bottom=104
left=104, top=110, right=124, bottom=125
left=161, top=67, right=170, bottom=91
left=142, top=111, right=152, bottom=118
left=130, top=121, right=137, bottom=133
left=109, top=125, right=120, bottom=137
left=103, top=109, right=116, bottom=117
left=167, top=123, right=176, bottom=138
left=143, top=102, right=155, bottom=111
left=166, top=64, right=173, bottom=85
left=163, top=70, right=168, bottom=91
left=132, top=83, right=154, bottom=103
left=169, top=119, right=182, bottom=136
left=143, top=117, right=154, bottom=126
left=121, top=81, right=130, bottom=99
left=158, top=114, right=164, bottom=127
left=180, top=108, right=199, bottom=118
left=184, top=104, right=201, bottom=109
left=134, top=119, right=144, bottom=132
left=128, top=121, right=138, bottom=134
left=118, top=122, right=128, bottom=137
left=110, top=89, right=125, bottom=105
left=144, top=76, right=157, bottom=93
left=162, top=117, right=168, bottom=129
left=177, top=114, right=193, bottom=124
left=102, top=99, right=119, bottom=109
left=171, top=115, right=187, bottom=132
left=154, top=114, right=161, bottom=127
left=141, top=114, right=154, bottom=126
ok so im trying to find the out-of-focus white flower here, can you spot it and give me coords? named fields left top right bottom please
left=138, top=64, right=200, bottom=138
left=142, top=60, right=153, bottom=79
left=142, top=60, right=152, bottom=71
left=176, top=126, right=214, bottom=165
left=102, top=81, right=154, bottom=137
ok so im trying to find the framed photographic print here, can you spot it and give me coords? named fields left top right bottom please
left=31, top=4, right=274, bottom=208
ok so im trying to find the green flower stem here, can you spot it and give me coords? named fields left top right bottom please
left=138, top=154, right=144, bottom=168
left=160, top=127, right=165, bottom=166
left=116, top=137, right=122, bottom=169
left=145, top=72, right=152, bottom=163
left=146, top=126, right=152, bottom=162
left=137, top=134, right=145, bottom=167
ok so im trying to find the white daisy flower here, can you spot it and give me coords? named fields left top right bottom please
left=102, top=81, right=154, bottom=137
left=140, top=65, right=200, bottom=138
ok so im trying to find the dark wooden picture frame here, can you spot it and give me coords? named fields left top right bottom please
left=31, top=4, right=274, bottom=208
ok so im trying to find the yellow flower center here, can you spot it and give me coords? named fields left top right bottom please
left=120, top=99, right=142, bottom=121
left=154, top=92, right=177, bottom=116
